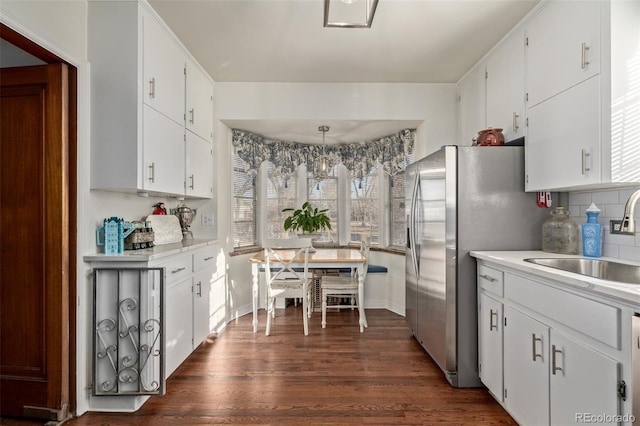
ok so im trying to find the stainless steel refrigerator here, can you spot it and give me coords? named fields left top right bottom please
left=405, top=145, right=548, bottom=387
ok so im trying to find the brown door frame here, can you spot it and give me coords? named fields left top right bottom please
left=1, top=22, right=78, bottom=416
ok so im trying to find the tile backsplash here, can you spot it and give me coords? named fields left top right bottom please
left=568, top=186, right=640, bottom=262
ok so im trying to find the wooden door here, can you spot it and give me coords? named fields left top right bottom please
left=0, top=63, right=70, bottom=420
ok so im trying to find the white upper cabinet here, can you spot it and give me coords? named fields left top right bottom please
left=458, top=62, right=486, bottom=145
left=185, top=131, right=213, bottom=198
left=186, top=58, right=214, bottom=143
left=142, top=10, right=187, bottom=126
left=485, top=28, right=525, bottom=143
left=88, top=0, right=214, bottom=199
left=524, top=0, right=640, bottom=191
left=526, top=0, right=600, bottom=108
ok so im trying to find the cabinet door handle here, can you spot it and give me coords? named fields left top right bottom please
left=148, top=162, right=155, bottom=183
left=149, top=77, right=156, bottom=99
left=204, top=256, right=214, bottom=261
left=513, top=112, right=519, bottom=132
left=196, top=281, right=202, bottom=296
left=189, top=108, right=195, bottom=124
left=489, top=309, right=498, bottom=331
left=581, top=149, right=591, bottom=175
left=551, top=344, right=563, bottom=375
left=479, top=273, right=497, bottom=283
left=171, top=267, right=186, bottom=274
left=532, top=334, right=543, bottom=361
left=581, top=42, right=590, bottom=69
left=189, top=174, right=195, bottom=190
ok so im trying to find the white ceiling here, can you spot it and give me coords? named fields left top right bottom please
left=148, top=0, right=540, bottom=143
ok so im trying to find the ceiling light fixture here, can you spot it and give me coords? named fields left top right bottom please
left=324, top=0, right=379, bottom=28
left=313, top=126, right=333, bottom=180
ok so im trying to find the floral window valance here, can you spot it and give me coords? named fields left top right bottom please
left=231, top=128, right=415, bottom=179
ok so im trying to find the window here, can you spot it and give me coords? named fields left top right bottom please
left=307, top=167, right=338, bottom=242
left=233, top=151, right=256, bottom=248
left=350, top=164, right=380, bottom=245
left=265, top=163, right=297, bottom=238
left=389, top=173, right=406, bottom=248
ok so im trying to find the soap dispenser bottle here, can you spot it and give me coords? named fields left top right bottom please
left=582, top=202, right=602, bottom=258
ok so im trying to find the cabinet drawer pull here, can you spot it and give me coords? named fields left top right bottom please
left=551, top=344, right=563, bottom=375
left=479, top=273, right=497, bottom=283
left=148, top=162, right=155, bottom=183
left=581, top=149, right=591, bottom=175
left=532, top=334, right=543, bottom=361
left=189, top=108, right=195, bottom=124
left=489, top=309, right=498, bottom=331
left=171, top=267, right=186, bottom=274
left=513, top=112, right=519, bottom=132
left=149, top=77, right=156, bottom=99
left=581, top=42, right=590, bottom=69
left=204, top=256, right=214, bottom=261
left=189, top=174, right=195, bottom=190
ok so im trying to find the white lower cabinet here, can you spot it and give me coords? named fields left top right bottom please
left=162, top=245, right=220, bottom=378
left=165, top=277, right=194, bottom=377
left=192, top=268, right=212, bottom=346
left=503, top=305, right=550, bottom=425
left=478, top=293, right=503, bottom=402
left=549, top=329, right=619, bottom=424
left=477, top=262, right=628, bottom=425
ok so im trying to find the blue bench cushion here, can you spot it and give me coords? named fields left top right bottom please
left=259, top=265, right=387, bottom=273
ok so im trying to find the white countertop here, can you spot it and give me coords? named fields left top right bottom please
left=470, top=250, right=640, bottom=308
left=84, top=239, right=219, bottom=262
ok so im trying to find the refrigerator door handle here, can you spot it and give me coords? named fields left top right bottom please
left=410, top=173, right=421, bottom=277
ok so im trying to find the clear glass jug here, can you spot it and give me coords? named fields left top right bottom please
left=542, top=207, right=580, bottom=254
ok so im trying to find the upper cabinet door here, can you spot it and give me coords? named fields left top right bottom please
left=185, top=131, right=213, bottom=198
left=526, top=0, right=600, bottom=108
left=485, top=28, right=525, bottom=143
left=142, top=9, right=186, bottom=126
left=458, top=62, right=486, bottom=145
left=186, top=58, right=214, bottom=143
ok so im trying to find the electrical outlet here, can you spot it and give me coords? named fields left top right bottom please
left=610, top=219, right=632, bottom=235
left=201, top=213, right=214, bottom=226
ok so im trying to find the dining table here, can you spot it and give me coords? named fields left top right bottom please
left=249, top=247, right=368, bottom=332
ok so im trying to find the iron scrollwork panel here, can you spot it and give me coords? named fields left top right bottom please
left=93, top=268, right=165, bottom=396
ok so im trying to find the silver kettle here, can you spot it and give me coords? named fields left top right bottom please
left=171, top=202, right=197, bottom=239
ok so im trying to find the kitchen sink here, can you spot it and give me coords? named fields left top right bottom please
left=524, top=257, right=640, bottom=285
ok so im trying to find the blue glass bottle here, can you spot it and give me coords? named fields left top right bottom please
left=582, top=203, right=602, bottom=258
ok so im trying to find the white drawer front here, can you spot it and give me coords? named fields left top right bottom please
left=478, top=264, right=504, bottom=297
left=193, top=246, right=217, bottom=273
left=505, top=273, right=620, bottom=349
left=161, top=255, right=192, bottom=284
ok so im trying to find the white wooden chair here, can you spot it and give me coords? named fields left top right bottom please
left=321, top=242, right=369, bottom=330
left=263, top=238, right=313, bottom=336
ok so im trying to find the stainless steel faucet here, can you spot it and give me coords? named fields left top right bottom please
left=617, top=189, right=640, bottom=234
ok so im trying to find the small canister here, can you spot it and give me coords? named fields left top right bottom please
left=542, top=207, right=580, bottom=254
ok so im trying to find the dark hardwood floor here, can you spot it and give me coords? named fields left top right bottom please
left=5, top=307, right=516, bottom=425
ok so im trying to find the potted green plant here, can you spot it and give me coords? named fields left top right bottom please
left=282, top=202, right=332, bottom=236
